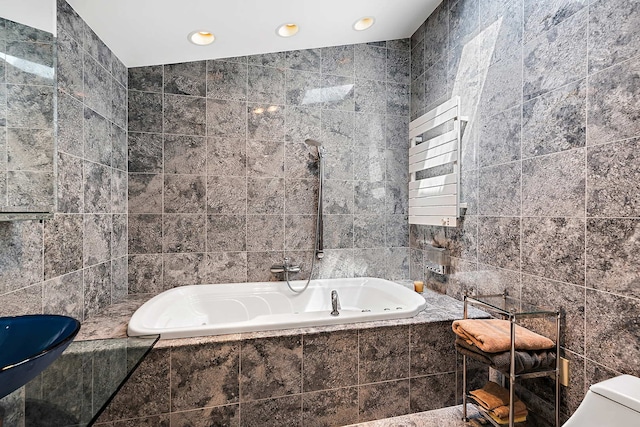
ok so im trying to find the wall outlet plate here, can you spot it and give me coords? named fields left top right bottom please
left=560, top=357, right=570, bottom=387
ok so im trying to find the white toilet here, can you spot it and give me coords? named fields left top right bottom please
left=563, top=374, right=640, bottom=426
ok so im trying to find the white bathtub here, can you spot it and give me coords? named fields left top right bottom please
left=127, top=277, right=427, bottom=339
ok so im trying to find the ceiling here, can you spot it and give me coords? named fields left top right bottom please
left=65, top=0, right=442, bottom=67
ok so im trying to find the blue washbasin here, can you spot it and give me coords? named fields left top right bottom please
left=0, top=315, right=80, bottom=400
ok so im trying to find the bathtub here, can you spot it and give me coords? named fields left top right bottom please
left=127, top=277, right=427, bottom=339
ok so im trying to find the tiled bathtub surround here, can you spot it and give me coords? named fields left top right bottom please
left=0, top=0, right=128, bottom=320
left=410, top=0, right=640, bottom=421
left=127, top=41, right=411, bottom=291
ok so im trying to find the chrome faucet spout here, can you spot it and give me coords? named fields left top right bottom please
left=330, top=290, right=340, bottom=316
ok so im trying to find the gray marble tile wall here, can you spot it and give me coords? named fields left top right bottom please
left=95, top=322, right=460, bottom=426
left=410, top=0, right=640, bottom=421
left=0, top=17, right=55, bottom=211
left=0, top=0, right=128, bottom=321
left=127, top=40, right=411, bottom=292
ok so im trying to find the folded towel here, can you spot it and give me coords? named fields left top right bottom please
left=469, top=381, right=518, bottom=410
left=452, top=319, right=555, bottom=353
left=492, top=401, right=528, bottom=420
left=455, top=338, right=557, bottom=374
left=488, top=412, right=528, bottom=425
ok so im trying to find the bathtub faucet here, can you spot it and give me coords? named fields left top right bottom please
left=331, top=290, right=340, bottom=316
left=270, top=257, right=301, bottom=275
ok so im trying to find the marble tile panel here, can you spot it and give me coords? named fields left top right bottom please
left=386, top=115, right=409, bottom=150
left=587, top=138, right=640, bottom=217
left=354, top=113, right=385, bottom=148
left=321, top=74, right=355, bottom=111
left=83, top=214, right=111, bottom=267
left=386, top=82, right=410, bottom=117
left=169, top=405, right=239, bottom=427
left=56, top=152, right=82, bottom=213
left=246, top=214, right=284, bottom=251
left=6, top=127, right=53, bottom=171
left=4, top=19, right=52, bottom=42
left=128, top=214, right=162, bottom=254
left=83, top=107, right=111, bottom=166
left=411, top=18, right=426, bottom=49
left=388, top=39, right=410, bottom=51
left=0, top=221, right=42, bottom=293
left=247, top=139, right=284, bottom=178
left=302, top=388, right=358, bottom=427
left=240, top=335, right=302, bottom=401
left=111, top=81, right=127, bottom=130
left=113, top=415, right=169, bottom=427
left=521, top=274, right=585, bottom=354
left=323, top=144, right=353, bottom=181
left=6, top=41, right=54, bottom=86
left=128, top=91, right=162, bottom=133
left=206, top=176, right=246, bottom=214
left=284, top=105, right=321, bottom=144
left=248, top=52, right=285, bottom=68
left=385, top=148, right=408, bottom=183
left=207, top=251, right=248, bottom=284
left=522, top=78, right=586, bottom=158
left=354, top=215, right=385, bottom=249
left=317, top=248, right=355, bottom=279
left=478, top=216, right=520, bottom=270
left=207, top=215, right=246, bottom=252
left=323, top=214, right=354, bottom=249
left=0, top=284, right=42, bottom=316
left=585, top=289, right=640, bottom=377
left=247, top=177, right=284, bottom=214
left=585, top=359, right=621, bottom=391
left=164, top=134, right=206, bottom=174
left=285, top=179, right=317, bottom=215
left=83, top=55, right=111, bottom=120
left=478, top=52, right=522, bottom=118
left=523, top=9, right=587, bottom=101
left=128, top=65, right=163, bottom=93
left=248, top=65, right=285, bottom=104
left=478, top=162, right=521, bottom=216
left=163, top=174, right=206, bottom=214
left=57, top=0, right=84, bottom=42
left=128, top=173, right=163, bottom=213
left=84, top=23, right=111, bottom=71
left=521, top=217, right=585, bottom=285
left=284, top=142, right=319, bottom=181
left=478, top=106, right=521, bottom=168
left=286, top=48, right=321, bottom=71
left=208, top=137, right=246, bottom=176
left=385, top=181, right=408, bottom=215
left=241, top=395, right=302, bottom=427
left=104, top=348, right=170, bottom=420
left=589, top=0, right=640, bottom=73
left=163, top=214, right=205, bottom=253
left=163, top=253, right=207, bottom=288
left=112, top=168, right=127, bottom=212
left=43, top=214, right=82, bottom=280
left=423, top=60, right=447, bottom=109
left=358, top=380, right=411, bottom=422
left=170, top=341, right=239, bottom=410
left=303, top=330, right=358, bottom=392
left=207, top=99, right=247, bottom=138
left=57, top=29, right=83, bottom=99
left=112, top=125, right=127, bottom=172
left=164, top=94, right=206, bottom=136
left=247, top=104, right=284, bottom=140
left=6, top=170, right=54, bottom=210
left=586, top=218, right=640, bottom=300
left=353, top=248, right=387, bottom=278
left=206, top=60, right=247, bottom=101
left=127, top=254, right=163, bottom=294
left=523, top=0, right=588, bottom=43
left=472, top=263, right=520, bottom=298
left=112, top=214, right=127, bottom=259
left=164, top=61, right=205, bottom=96
left=478, top=0, right=523, bottom=67
left=321, top=45, right=354, bottom=77
left=246, top=250, right=284, bottom=282
left=6, top=84, right=53, bottom=129
left=410, top=373, right=457, bottom=412
left=42, top=270, right=83, bottom=318
left=355, top=45, right=386, bottom=82
left=522, top=148, right=585, bottom=217
left=359, top=325, right=410, bottom=383
left=284, top=69, right=322, bottom=107
left=83, top=262, right=111, bottom=319
left=449, top=0, right=479, bottom=48
left=323, top=180, right=354, bottom=214
left=385, top=247, right=410, bottom=280
left=355, top=181, right=386, bottom=215
left=284, top=215, right=315, bottom=251
left=387, top=48, right=410, bottom=84
left=57, top=91, right=83, bottom=157
left=112, top=55, right=128, bottom=88
left=410, top=321, right=457, bottom=376
left=321, top=109, right=354, bottom=147
left=411, top=40, right=425, bottom=83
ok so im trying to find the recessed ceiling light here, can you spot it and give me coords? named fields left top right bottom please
left=353, top=17, right=375, bottom=31
left=188, top=30, right=215, bottom=46
left=277, top=23, right=299, bottom=37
